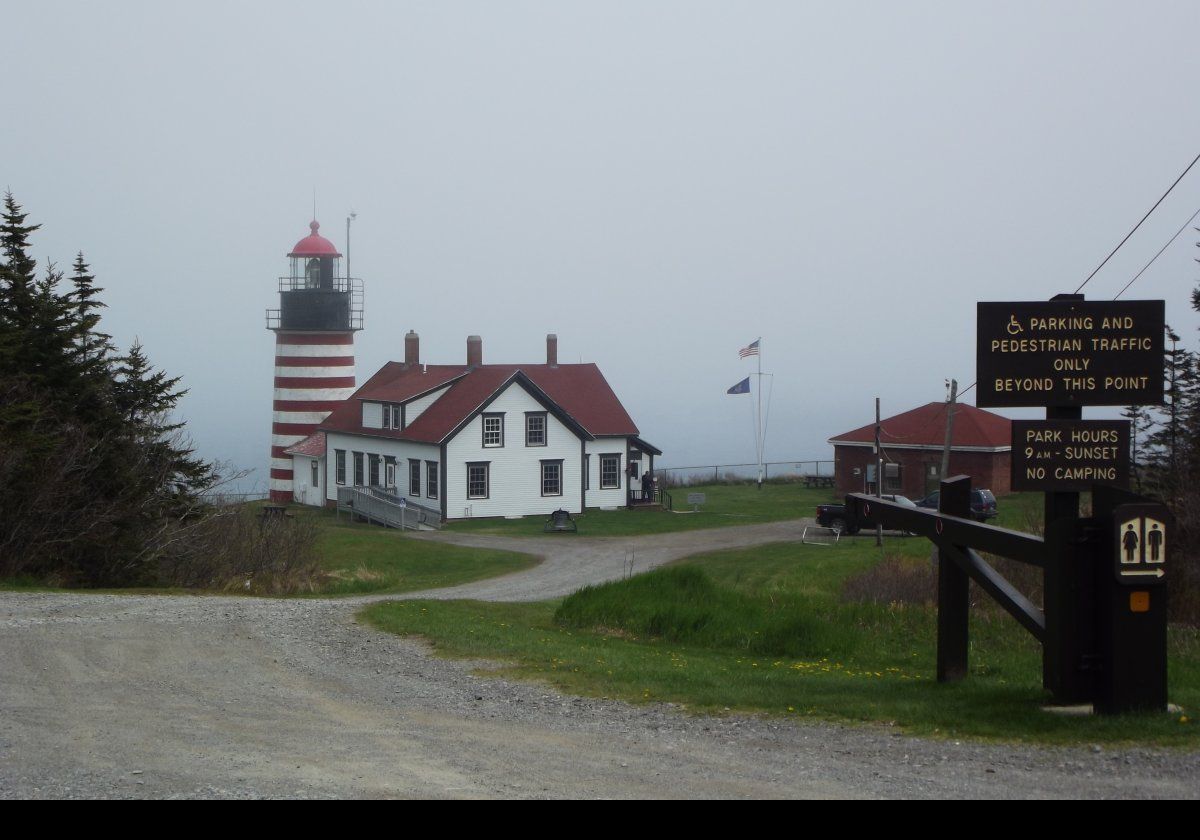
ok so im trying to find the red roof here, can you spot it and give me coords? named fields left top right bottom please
left=284, top=431, right=326, bottom=457
left=288, top=220, right=341, bottom=258
left=318, top=362, right=639, bottom=444
left=828, top=402, right=1011, bottom=450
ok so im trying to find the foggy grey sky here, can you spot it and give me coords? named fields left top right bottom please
left=6, top=2, right=1200, bottom=491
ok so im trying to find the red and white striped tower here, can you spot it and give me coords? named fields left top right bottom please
left=266, top=220, right=363, bottom=502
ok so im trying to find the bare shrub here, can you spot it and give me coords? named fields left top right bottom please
left=156, top=507, right=326, bottom=595
left=1166, top=485, right=1200, bottom=625
left=842, top=550, right=1044, bottom=614
left=842, top=553, right=938, bottom=606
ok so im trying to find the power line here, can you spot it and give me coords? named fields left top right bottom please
left=1074, top=150, right=1200, bottom=294
left=1113, top=205, right=1200, bottom=300
left=938, top=162, right=1199, bottom=416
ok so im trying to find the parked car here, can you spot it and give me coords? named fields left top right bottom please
left=816, top=495, right=918, bottom=535
left=914, top=488, right=998, bottom=521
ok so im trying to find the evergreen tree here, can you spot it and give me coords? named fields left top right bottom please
left=1144, top=325, right=1199, bottom=501
left=0, top=195, right=217, bottom=585
left=0, top=192, right=40, bottom=333
left=113, top=340, right=217, bottom=502
left=1121, top=404, right=1154, bottom=492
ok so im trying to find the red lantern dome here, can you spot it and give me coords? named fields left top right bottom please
left=288, top=220, right=341, bottom=258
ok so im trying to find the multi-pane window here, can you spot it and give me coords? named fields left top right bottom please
left=482, top=413, right=504, bottom=447
left=335, top=450, right=346, bottom=485
left=409, top=460, right=421, bottom=496
left=380, top=403, right=402, bottom=429
left=884, top=462, right=902, bottom=492
left=467, top=463, right=489, bottom=499
left=541, top=460, right=563, bottom=496
left=353, top=452, right=365, bottom=486
left=369, top=454, right=381, bottom=487
left=600, top=454, right=620, bottom=489
left=427, top=461, right=439, bottom=499
left=525, top=412, right=547, bottom=446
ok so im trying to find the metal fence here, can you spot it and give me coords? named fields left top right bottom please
left=199, top=491, right=270, bottom=506
left=655, top=460, right=835, bottom=487
left=336, top=486, right=442, bottom=530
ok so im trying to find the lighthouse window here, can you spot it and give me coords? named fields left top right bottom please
left=600, top=454, right=621, bottom=489
left=525, top=412, right=547, bottom=446
left=335, top=450, right=346, bottom=485
left=426, top=461, right=438, bottom=500
left=409, top=459, right=421, bottom=496
left=482, top=413, right=504, bottom=447
left=541, top=460, right=563, bottom=497
left=381, top=403, right=402, bottom=430
left=305, top=258, right=320, bottom=289
left=467, top=462, right=489, bottom=499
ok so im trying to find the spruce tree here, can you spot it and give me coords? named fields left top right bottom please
left=1144, top=326, right=1198, bottom=501
left=1121, top=404, right=1154, bottom=492
left=0, top=195, right=216, bottom=585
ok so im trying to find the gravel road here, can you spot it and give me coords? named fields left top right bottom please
left=2, top=521, right=1197, bottom=799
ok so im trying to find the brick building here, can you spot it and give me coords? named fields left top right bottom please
left=828, top=402, right=1011, bottom=499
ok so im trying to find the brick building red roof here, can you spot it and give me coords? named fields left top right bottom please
left=318, top=362, right=639, bottom=444
left=828, top=402, right=1011, bottom=450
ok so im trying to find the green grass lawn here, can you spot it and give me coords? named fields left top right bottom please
left=443, top=481, right=838, bottom=537
left=297, top=506, right=537, bottom=596
left=361, top=535, right=1199, bottom=745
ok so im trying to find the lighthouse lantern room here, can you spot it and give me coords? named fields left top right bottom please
left=266, top=220, right=363, bottom=503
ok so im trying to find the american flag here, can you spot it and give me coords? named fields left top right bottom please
left=738, top=339, right=760, bottom=359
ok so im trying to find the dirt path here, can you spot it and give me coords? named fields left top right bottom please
left=1, top=522, right=1196, bottom=799
left=402, top=518, right=809, bottom=601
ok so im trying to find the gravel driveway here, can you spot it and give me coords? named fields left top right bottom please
left=2, top=520, right=1196, bottom=799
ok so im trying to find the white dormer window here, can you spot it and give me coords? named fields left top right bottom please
left=380, top=402, right=402, bottom=429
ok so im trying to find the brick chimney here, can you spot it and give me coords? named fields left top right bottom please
left=404, top=330, right=419, bottom=367
left=467, top=335, right=483, bottom=367
left=546, top=333, right=558, bottom=367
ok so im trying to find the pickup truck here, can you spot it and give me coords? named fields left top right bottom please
left=815, top=495, right=918, bottom=535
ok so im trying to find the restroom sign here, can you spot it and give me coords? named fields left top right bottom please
left=1113, top=503, right=1167, bottom=585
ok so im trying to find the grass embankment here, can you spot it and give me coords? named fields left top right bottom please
left=444, top=481, right=835, bottom=537
left=298, top=506, right=537, bottom=596
left=362, top=529, right=1199, bottom=745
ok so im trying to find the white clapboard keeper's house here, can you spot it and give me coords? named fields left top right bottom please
left=284, top=332, right=661, bottom=521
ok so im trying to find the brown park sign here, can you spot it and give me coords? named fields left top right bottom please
left=1011, top=419, right=1130, bottom=491
left=977, top=299, right=1164, bottom=407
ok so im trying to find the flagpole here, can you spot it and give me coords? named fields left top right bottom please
left=756, top=338, right=763, bottom=489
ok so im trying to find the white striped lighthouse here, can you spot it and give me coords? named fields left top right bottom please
left=266, top=220, right=363, bottom=502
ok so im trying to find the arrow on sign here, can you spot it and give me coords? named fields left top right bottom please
left=1120, top=569, right=1165, bottom=579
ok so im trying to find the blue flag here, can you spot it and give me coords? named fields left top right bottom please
left=727, top=377, right=750, bottom=395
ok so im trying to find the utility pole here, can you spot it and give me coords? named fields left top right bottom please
left=941, top=378, right=958, bottom=482
left=875, top=396, right=883, bottom=547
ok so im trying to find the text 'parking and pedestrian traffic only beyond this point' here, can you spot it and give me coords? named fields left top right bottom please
left=976, top=299, right=1164, bottom=407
